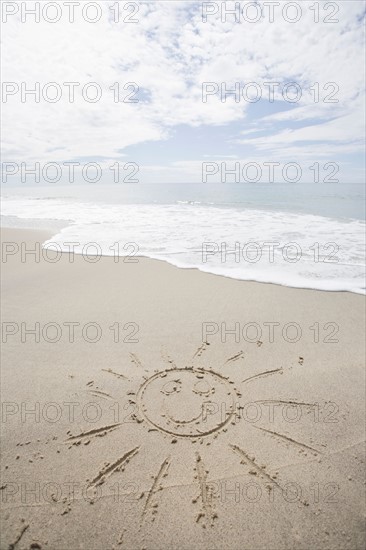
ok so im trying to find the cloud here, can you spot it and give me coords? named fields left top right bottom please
left=1, top=0, right=365, bottom=174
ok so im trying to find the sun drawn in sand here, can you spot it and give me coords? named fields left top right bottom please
left=65, top=343, right=325, bottom=527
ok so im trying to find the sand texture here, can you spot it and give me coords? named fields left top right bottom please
left=1, top=228, right=365, bottom=550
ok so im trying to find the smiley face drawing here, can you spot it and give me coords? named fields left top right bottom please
left=137, top=367, right=239, bottom=438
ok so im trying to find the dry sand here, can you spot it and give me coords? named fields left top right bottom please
left=1, top=228, right=365, bottom=550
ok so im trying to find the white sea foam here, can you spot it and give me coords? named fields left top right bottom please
left=2, top=196, right=365, bottom=294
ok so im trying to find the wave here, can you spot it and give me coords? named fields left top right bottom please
left=2, top=196, right=365, bottom=294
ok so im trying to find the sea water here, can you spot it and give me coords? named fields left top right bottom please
left=1, top=182, right=365, bottom=294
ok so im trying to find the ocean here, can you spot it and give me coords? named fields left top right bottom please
left=1, top=182, right=365, bottom=294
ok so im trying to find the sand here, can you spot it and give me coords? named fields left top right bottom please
left=0, top=227, right=365, bottom=550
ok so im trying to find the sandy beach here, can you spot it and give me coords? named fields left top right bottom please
left=1, top=227, right=365, bottom=550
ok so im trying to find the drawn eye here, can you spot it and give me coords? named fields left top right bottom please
left=193, top=380, right=213, bottom=396
left=161, top=380, right=182, bottom=395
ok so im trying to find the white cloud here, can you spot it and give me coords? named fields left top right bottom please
left=1, top=0, right=365, bottom=166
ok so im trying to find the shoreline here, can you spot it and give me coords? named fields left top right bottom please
left=1, top=225, right=364, bottom=296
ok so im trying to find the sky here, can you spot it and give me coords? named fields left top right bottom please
left=1, top=0, right=366, bottom=184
